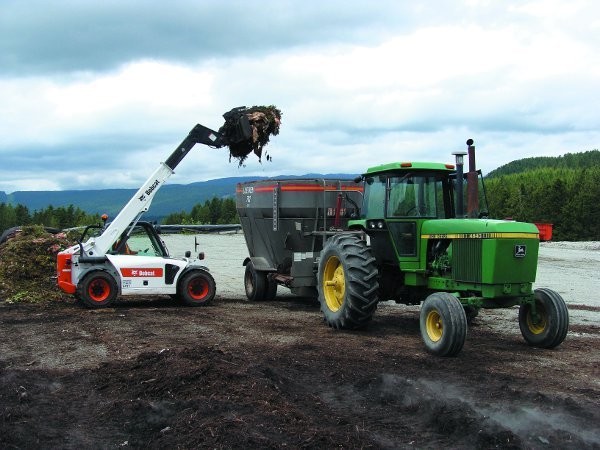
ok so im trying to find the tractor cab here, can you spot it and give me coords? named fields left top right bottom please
left=352, top=162, right=461, bottom=265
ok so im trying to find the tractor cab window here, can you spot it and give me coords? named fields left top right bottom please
left=361, top=176, right=386, bottom=218
left=449, top=170, right=490, bottom=218
left=388, top=174, right=444, bottom=218
left=111, top=225, right=166, bottom=257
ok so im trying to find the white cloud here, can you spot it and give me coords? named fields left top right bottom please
left=1, top=0, right=599, bottom=194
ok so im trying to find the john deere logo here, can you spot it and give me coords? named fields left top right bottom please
left=514, top=245, right=527, bottom=258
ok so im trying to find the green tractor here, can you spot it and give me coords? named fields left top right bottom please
left=318, top=140, right=569, bottom=356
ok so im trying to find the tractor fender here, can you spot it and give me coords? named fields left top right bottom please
left=242, top=256, right=276, bottom=272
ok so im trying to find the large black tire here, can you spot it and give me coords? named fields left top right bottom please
left=179, top=270, right=216, bottom=307
left=317, top=234, right=379, bottom=330
left=78, top=271, right=118, bottom=308
left=244, top=262, right=277, bottom=301
left=463, top=305, right=480, bottom=324
left=264, top=275, right=278, bottom=301
left=519, top=288, right=569, bottom=348
left=420, top=292, right=467, bottom=357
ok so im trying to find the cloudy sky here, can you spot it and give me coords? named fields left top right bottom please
left=1, top=0, right=599, bottom=193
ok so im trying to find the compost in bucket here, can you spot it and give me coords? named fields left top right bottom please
left=219, top=105, right=282, bottom=166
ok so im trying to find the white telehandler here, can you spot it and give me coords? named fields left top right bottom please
left=57, top=109, right=255, bottom=308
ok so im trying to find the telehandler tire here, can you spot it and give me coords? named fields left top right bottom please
left=420, top=292, right=467, bottom=357
left=317, top=234, right=379, bottom=330
left=519, top=288, right=569, bottom=348
left=244, top=261, right=277, bottom=301
left=179, top=270, right=216, bottom=307
left=78, top=271, right=118, bottom=308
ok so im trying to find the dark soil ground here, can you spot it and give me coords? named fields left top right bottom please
left=1, top=295, right=599, bottom=449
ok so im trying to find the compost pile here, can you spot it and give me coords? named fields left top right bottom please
left=219, top=105, right=282, bottom=166
left=0, top=226, right=75, bottom=303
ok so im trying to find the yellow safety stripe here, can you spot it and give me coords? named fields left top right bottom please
left=422, top=232, right=539, bottom=239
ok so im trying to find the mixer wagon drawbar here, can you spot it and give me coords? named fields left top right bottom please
left=236, top=140, right=569, bottom=356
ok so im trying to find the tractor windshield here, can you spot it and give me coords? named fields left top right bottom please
left=362, top=172, right=451, bottom=219
left=388, top=174, right=443, bottom=218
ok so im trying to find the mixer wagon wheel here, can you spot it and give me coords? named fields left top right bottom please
left=179, top=270, right=216, bottom=306
left=519, top=288, right=569, bottom=348
left=317, top=234, right=379, bottom=330
left=420, top=292, right=467, bottom=357
left=244, top=261, right=277, bottom=301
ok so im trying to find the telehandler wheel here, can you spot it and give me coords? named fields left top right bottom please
left=420, top=292, right=467, bottom=357
left=78, top=271, right=118, bottom=308
left=244, top=262, right=277, bottom=301
left=317, top=234, right=379, bottom=330
left=519, top=288, right=569, bottom=349
left=179, top=270, right=216, bottom=307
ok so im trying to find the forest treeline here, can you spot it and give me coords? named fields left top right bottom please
left=161, top=198, right=239, bottom=225
left=1, top=150, right=598, bottom=241
left=486, top=166, right=600, bottom=241
left=485, top=150, right=599, bottom=241
left=0, top=204, right=101, bottom=233
left=0, top=198, right=239, bottom=236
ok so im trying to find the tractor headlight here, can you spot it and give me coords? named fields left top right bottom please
left=367, top=220, right=386, bottom=230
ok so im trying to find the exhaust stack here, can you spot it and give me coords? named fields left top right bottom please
left=466, top=139, right=479, bottom=218
left=452, top=149, right=467, bottom=218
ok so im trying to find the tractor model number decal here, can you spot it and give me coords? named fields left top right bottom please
left=121, top=268, right=164, bottom=277
left=243, top=186, right=254, bottom=204
left=423, top=232, right=539, bottom=240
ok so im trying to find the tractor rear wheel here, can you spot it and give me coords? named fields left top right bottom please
left=179, top=270, right=216, bottom=306
left=519, top=288, right=569, bottom=348
left=317, top=234, right=379, bottom=329
left=244, top=261, right=277, bottom=301
left=420, top=292, right=467, bottom=356
left=78, top=271, right=118, bottom=308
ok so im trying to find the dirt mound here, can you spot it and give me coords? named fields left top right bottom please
left=0, top=226, right=76, bottom=303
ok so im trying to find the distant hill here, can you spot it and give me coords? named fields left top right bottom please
left=1, top=174, right=356, bottom=220
left=486, top=150, right=600, bottom=178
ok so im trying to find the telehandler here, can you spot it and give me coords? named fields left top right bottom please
left=57, top=108, right=257, bottom=308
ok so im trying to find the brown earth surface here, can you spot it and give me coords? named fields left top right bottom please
left=1, top=296, right=599, bottom=449
left=0, top=234, right=599, bottom=449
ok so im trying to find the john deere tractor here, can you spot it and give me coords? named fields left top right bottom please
left=317, top=140, right=569, bottom=356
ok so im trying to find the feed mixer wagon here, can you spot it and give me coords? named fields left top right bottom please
left=236, top=178, right=363, bottom=300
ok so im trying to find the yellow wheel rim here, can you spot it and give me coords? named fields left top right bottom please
left=526, top=302, right=547, bottom=335
left=322, top=255, right=345, bottom=312
left=426, top=310, right=443, bottom=342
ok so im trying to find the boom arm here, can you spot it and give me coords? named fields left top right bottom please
left=85, top=122, right=238, bottom=257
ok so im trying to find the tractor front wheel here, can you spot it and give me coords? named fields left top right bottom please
left=420, top=292, right=467, bottom=357
left=317, top=234, right=379, bottom=329
left=78, top=271, right=118, bottom=308
left=179, top=270, right=216, bottom=306
left=519, top=288, right=569, bottom=348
